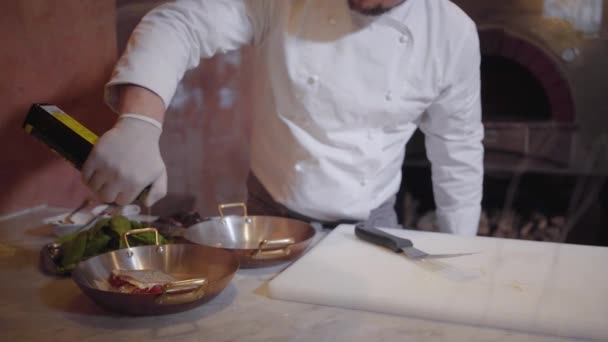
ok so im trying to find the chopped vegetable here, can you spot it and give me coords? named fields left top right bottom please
left=59, top=230, right=88, bottom=271
left=53, top=215, right=170, bottom=273
left=83, top=233, right=111, bottom=258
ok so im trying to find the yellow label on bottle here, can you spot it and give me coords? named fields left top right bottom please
left=24, top=124, right=33, bottom=134
left=48, top=109, right=98, bottom=145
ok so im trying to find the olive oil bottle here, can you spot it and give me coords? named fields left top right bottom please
left=23, top=103, right=97, bottom=170
left=22, top=103, right=150, bottom=203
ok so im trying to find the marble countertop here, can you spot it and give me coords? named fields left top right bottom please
left=0, top=207, right=579, bottom=342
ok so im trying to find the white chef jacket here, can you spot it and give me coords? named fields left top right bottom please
left=106, top=0, right=484, bottom=235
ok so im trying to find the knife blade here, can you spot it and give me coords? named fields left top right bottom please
left=354, top=224, right=476, bottom=260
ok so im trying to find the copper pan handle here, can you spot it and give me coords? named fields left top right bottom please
left=155, top=278, right=208, bottom=305
left=218, top=202, right=248, bottom=218
left=253, top=238, right=295, bottom=260
left=123, top=227, right=160, bottom=248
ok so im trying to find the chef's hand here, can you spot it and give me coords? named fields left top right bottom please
left=82, top=114, right=167, bottom=207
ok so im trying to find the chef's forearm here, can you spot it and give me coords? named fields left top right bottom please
left=104, top=1, right=260, bottom=116
left=426, top=134, right=484, bottom=235
left=115, top=84, right=166, bottom=124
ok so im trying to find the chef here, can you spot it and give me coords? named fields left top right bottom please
left=82, top=0, right=484, bottom=235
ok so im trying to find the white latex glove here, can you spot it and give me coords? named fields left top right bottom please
left=82, top=114, right=167, bottom=207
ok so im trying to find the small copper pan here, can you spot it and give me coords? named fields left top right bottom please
left=72, top=228, right=239, bottom=315
left=183, top=203, right=316, bottom=268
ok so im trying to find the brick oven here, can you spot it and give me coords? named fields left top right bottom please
left=399, top=0, right=608, bottom=246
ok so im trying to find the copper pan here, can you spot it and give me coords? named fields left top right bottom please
left=72, top=228, right=239, bottom=315
left=183, top=203, right=316, bottom=268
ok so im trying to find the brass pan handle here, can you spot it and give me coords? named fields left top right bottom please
left=122, top=227, right=160, bottom=248
left=156, top=278, right=208, bottom=305
left=253, top=238, right=295, bottom=260
left=218, top=202, right=248, bottom=218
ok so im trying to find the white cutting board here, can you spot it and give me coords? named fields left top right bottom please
left=267, top=225, right=608, bottom=340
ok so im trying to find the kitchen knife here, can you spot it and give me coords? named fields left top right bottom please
left=354, top=224, right=476, bottom=259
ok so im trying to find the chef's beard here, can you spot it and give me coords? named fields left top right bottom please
left=347, top=0, right=406, bottom=16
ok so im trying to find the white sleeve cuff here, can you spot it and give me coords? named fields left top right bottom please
left=436, top=205, right=481, bottom=236
left=119, top=113, right=163, bottom=131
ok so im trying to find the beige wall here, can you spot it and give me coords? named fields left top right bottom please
left=0, top=0, right=254, bottom=217
left=0, top=1, right=118, bottom=215
left=155, top=51, right=254, bottom=217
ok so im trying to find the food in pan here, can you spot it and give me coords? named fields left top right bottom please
left=154, top=211, right=203, bottom=228
left=54, top=215, right=170, bottom=273
left=108, top=269, right=177, bottom=294
left=152, top=211, right=203, bottom=237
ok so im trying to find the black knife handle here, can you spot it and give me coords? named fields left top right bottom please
left=354, top=224, right=413, bottom=253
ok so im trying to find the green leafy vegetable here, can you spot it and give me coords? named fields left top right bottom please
left=60, top=230, right=88, bottom=269
left=128, top=231, right=168, bottom=246
left=83, top=233, right=111, bottom=258
left=52, top=215, right=170, bottom=274
left=110, top=216, right=132, bottom=237
left=54, top=230, right=81, bottom=244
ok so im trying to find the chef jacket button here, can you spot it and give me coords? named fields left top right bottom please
left=367, top=131, right=374, bottom=140
left=399, top=35, right=409, bottom=44
left=385, top=92, right=393, bottom=101
left=307, top=75, right=318, bottom=85
left=360, top=178, right=367, bottom=186
left=295, top=163, right=303, bottom=172
left=328, top=16, right=337, bottom=25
